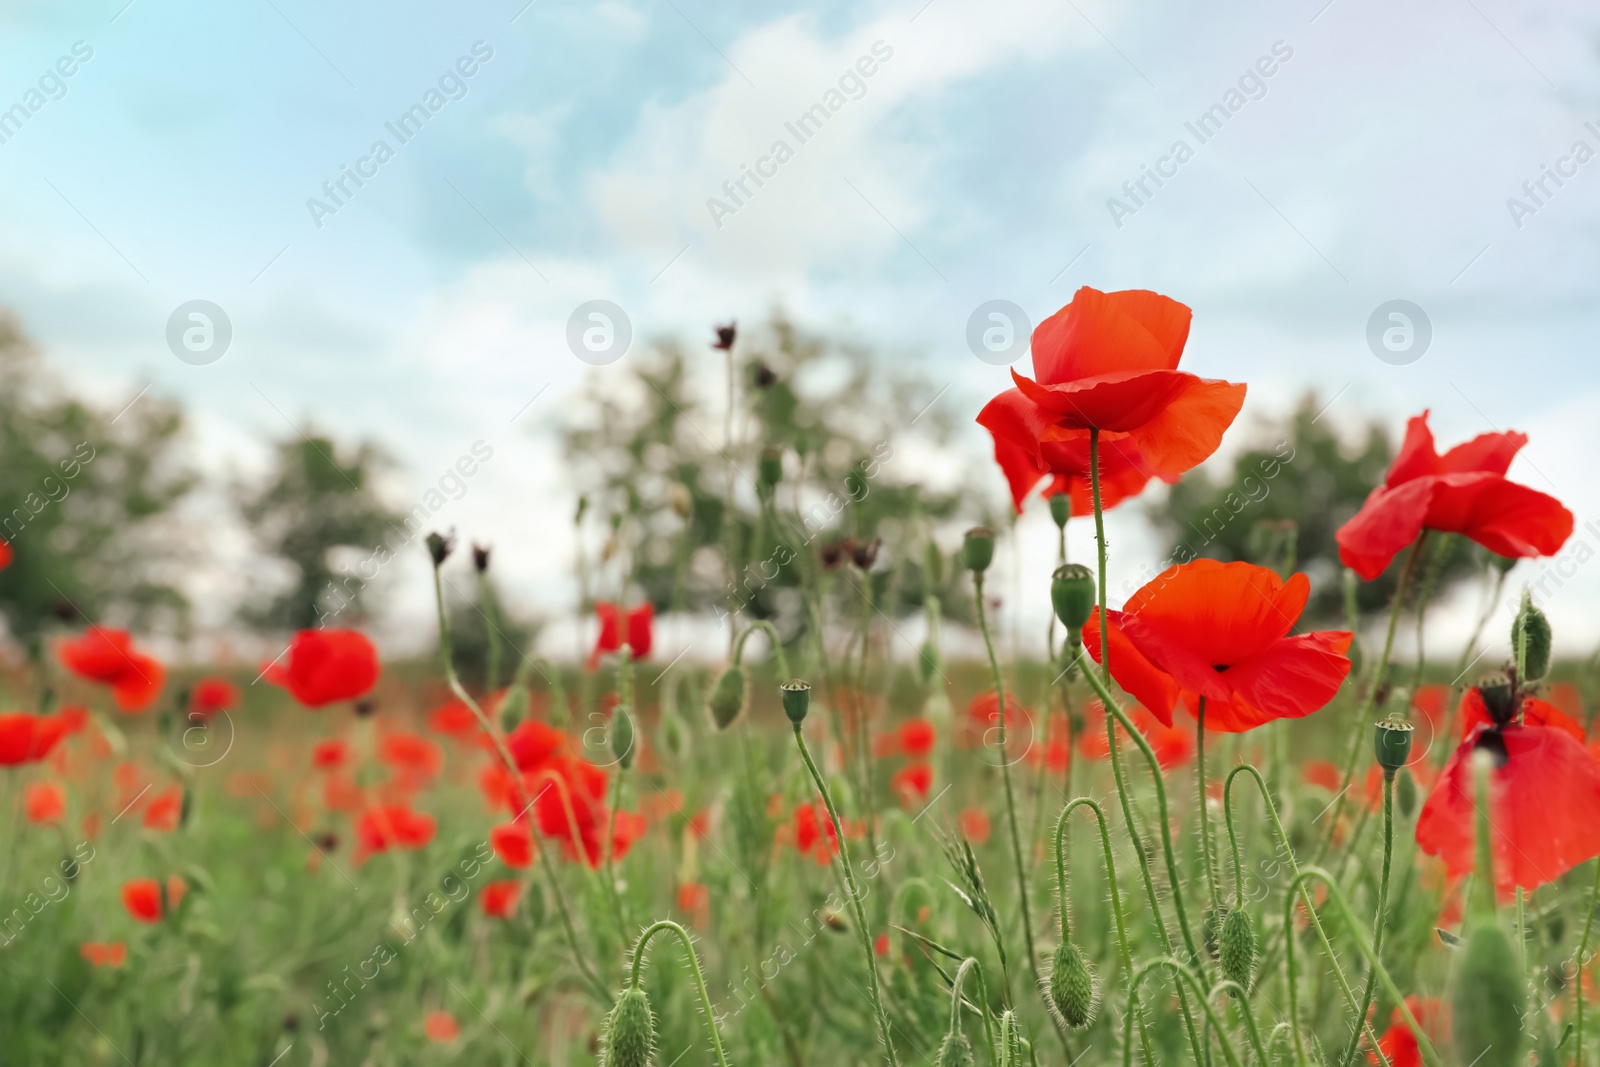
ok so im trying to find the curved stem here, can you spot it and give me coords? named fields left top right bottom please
left=974, top=572, right=1042, bottom=998
left=1282, top=868, right=1442, bottom=1067
left=431, top=563, right=610, bottom=1002
left=628, top=919, right=731, bottom=1067
left=1319, top=537, right=1426, bottom=862
left=792, top=724, right=899, bottom=1066
left=1340, top=772, right=1396, bottom=1067
left=1122, top=959, right=1263, bottom=1067
left=733, top=619, right=791, bottom=680
left=1055, top=797, right=1153, bottom=1064
left=948, top=956, right=994, bottom=1056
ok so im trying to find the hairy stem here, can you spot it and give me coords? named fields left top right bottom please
left=628, top=919, right=731, bottom=1067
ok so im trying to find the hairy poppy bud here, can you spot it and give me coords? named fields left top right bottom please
left=708, top=666, right=747, bottom=730
left=1047, top=940, right=1097, bottom=1029
left=1396, top=767, right=1417, bottom=818
left=1203, top=903, right=1226, bottom=960
left=850, top=537, right=881, bottom=571
left=999, top=1010, right=1023, bottom=1066
left=471, top=543, right=491, bottom=573
left=1511, top=592, right=1552, bottom=681
left=1219, top=907, right=1256, bottom=990
left=602, top=987, right=655, bottom=1067
left=1048, top=491, right=1072, bottom=529
left=1051, top=564, right=1095, bottom=633
left=780, top=679, right=811, bottom=726
left=935, top=1030, right=975, bottom=1067
left=962, top=528, right=995, bottom=574
left=1452, top=921, right=1524, bottom=1067
left=425, top=530, right=455, bottom=566
left=612, top=706, right=636, bottom=769
left=711, top=321, right=736, bottom=351
left=758, top=447, right=783, bottom=490
left=1374, top=716, right=1414, bottom=774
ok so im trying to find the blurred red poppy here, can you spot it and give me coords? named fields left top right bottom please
left=353, top=805, right=436, bottom=859
left=121, top=877, right=184, bottom=923
left=80, top=941, right=126, bottom=968
left=377, top=731, right=443, bottom=788
left=480, top=879, right=522, bottom=919
left=189, top=677, right=238, bottom=718
left=262, top=630, right=379, bottom=708
left=1417, top=686, right=1600, bottom=895
left=143, top=785, right=183, bottom=833
left=1457, top=687, right=1583, bottom=742
left=0, top=540, right=11, bottom=570
left=311, top=739, right=350, bottom=771
left=424, top=1011, right=460, bottom=1043
left=958, top=807, right=990, bottom=845
left=876, top=718, right=936, bottom=759
left=979, top=391, right=1164, bottom=514
left=589, top=602, right=654, bottom=669
left=1077, top=702, right=1194, bottom=768
left=490, top=820, right=533, bottom=868
left=984, top=287, right=1245, bottom=489
left=507, top=720, right=568, bottom=773
left=427, top=697, right=486, bottom=738
left=677, top=881, right=710, bottom=914
left=794, top=801, right=839, bottom=865
left=890, top=763, right=934, bottom=805
left=1083, top=560, right=1352, bottom=732
left=25, top=780, right=66, bottom=824
left=1337, top=411, right=1572, bottom=580
left=1365, top=996, right=1440, bottom=1067
left=0, top=712, right=76, bottom=766
left=967, top=691, right=1031, bottom=733
left=58, top=627, right=166, bottom=713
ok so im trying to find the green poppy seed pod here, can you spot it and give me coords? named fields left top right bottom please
left=1048, top=491, right=1072, bottom=529
left=1477, top=671, right=1517, bottom=723
left=1202, top=903, right=1227, bottom=960
left=962, top=527, right=995, bottom=573
left=657, top=709, right=690, bottom=761
left=923, top=540, right=945, bottom=589
left=707, top=666, right=747, bottom=730
left=758, top=447, right=783, bottom=490
left=611, top=706, right=636, bottom=769
left=1047, top=940, right=1097, bottom=1029
left=935, top=1030, right=975, bottom=1067
left=918, top=641, right=940, bottom=685
left=1219, top=906, right=1256, bottom=990
left=998, top=1010, right=1023, bottom=1067
left=1396, top=767, right=1417, bottom=818
left=1511, top=592, right=1552, bottom=681
left=1051, top=564, right=1096, bottom=631
left=780, top=679, right=811, bottom=726
left=602, top=987, right=655, bottom=1067
left=1451, top=921, right=1525, bottom=1067
left=1373, top=716, right=1415, bottom=774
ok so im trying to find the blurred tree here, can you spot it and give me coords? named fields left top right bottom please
left=1148, top=393, right=1478, bottom=621
left=238, top=434, right=402, bottom=631
left=0, top=312, right=198, bottom=657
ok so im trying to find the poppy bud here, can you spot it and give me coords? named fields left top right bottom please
left=935, top=1031, right=975, bottom=1067
left=708, top=666, right=747, bottom=730
left=1373, top=716, right=1414, bottom=774
left=612, top=706, right=636, bottom=769
left=819, top=541, right=846, bottom=570
left=711, top=321, right=736, bottom=351
left=752, top=361, right=777, bottom=389
left=1451, top=921, right=1525, bottom=1067
left=923, top=540, right=945, bottom=589
left=1511, top=592, right=1552, bottom=681
left=851, top=538, right=882, bottom=571
left=425, top=530, right=455, bottom=566
left=822, top=910, right=848, bottom=933
left=962, top=528, right=995, bottom=573
left=918, top=642, right=940, bottom=685
left=1046, top=940, right=1097, bottom=1029
left=602, top=987, right=655, bottom=1067
left=1051, top=564, right=1095, bottom=632
left=1048, top=492, right=1072, bottom=529
left=758, top=447, right=783, bottom=490
left=472, top=543, right=491, bottom=573
left=657, top=708, right=690, bottom=761
left=1396, top=767, right=1417, bottom=818
left=780, top=679, right=811, bottom=726
left=999, top=1010, right=1024, bottom=1067
left=1219, top=907, right=1256, bottom=990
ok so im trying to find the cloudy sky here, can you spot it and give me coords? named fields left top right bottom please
left=3, top=0, right=1599, bottom=658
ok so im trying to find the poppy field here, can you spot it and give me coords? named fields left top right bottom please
left=4, top=288, right=1594, bottom=1067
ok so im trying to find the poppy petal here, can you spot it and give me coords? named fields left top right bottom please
left=1219, top=631, right=1353, bottom=724
left=1124, top=376, right=1247, bottom=478
left=1121, top=559, right=1310, bottom=669
left=1017, top=368, right=1196, bottom=434
left=1080, top=609, right=1179, bottom=726
left=1030, top=286, right=1191, bottom=384
left=1336, top=479, right=1434, bottom=581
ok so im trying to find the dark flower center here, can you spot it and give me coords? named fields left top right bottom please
left=1473, top=727, right=1509, bottom=768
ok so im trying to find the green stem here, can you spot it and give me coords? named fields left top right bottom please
left=1197, top=697, right=1219, bottom=907
left=948, top=956, right=995, bottom=1058
left=628, top=919, right=731, bottom=1067
left=792, top=724, right=899, bottom=1067
left=1575, top=858, right=1600, bottom=1067
left=733, top=619, right=791, bottom=680
left=1319, top=535, right=1427, bottom=863
left=974, top=572, right=1043, bottom=998
left=1122, top=960, right=1264, bottom=1067
left=1282, top=869, right=1443, bottom=1067
left=1339, top=771, right=1396, bottom=1067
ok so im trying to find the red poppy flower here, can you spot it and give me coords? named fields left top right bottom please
left=1077, top=702, right=1195, bottom=768
left=262, top=630, right=379, bottom=708
left=985, top=287, right=1245, bottom=492
left=353, top=805, right=436, bottom=859
left=0, top=540, right=11, bottom=570
left=1417, top=685, right=1600, bottom=895
left=0, top=712, right=75, bottom=766
left=480, top=879, right=522, bottom=919
left=1082, top=559, right=1352, bottom=732
left=427, top=697, right=481, bottom=737
left=490, top=819, right=534, bottom=868
left=25, top=780, right=67, bottom=824
left=890, top=763, right=934, bottom=805
left=1302, top=760, right=1342, bottom=793
left=57, top=627, right=166, bottom=713
left=507, top=720, right=569, bottom=773
left=143, top=785, right=183, bottom=833
left=122, top=878, right=183, bottom=924
left=677, top=881, right=710, bottom=914
left=898, top=719, right=936, bottom=759
left=1365, top=997, right=1440, bottom=1067
left=589, top=602, right=654, bottom=670
left=80, top=941, right=126, bottom=968
left=979, top=388, right=1166, bottom=514
left=377, top=731, right=443, bottom=788
left=793, top=801, right=840, bottom=865
left=1026, top=714, right=1073, bottom=774
left=1337, top=411, right=1572, bottom=580
left=424, top=1012, right=460, bottom=1043
left=959, top=807, right=991, bottom=845
left=967, top=691, right=1031, bottom=733
left=1457, top=688, right=1583, bottom=742
left=311, top=738, right=350, bottom=771
left=189, top=677, right=238, bottom=718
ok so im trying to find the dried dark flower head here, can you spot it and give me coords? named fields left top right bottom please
left=712, top=321, right=737, bottom=350
left=425, top=530, right=456, bottom=566
left=472, top=543, right=491, bottom=573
